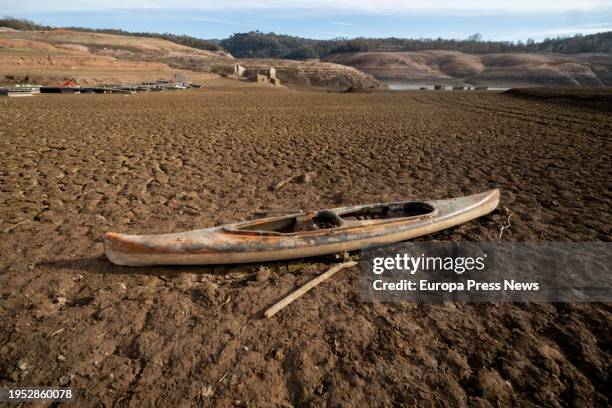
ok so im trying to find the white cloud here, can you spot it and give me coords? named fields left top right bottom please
left=537, top=26, right=612, bottom=36
left=496, top=23, right=612, bottom=40
left=5, top=0, right=612, bottom=13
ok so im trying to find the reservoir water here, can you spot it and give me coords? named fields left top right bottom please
left=383, top=81, right=510, bottom=91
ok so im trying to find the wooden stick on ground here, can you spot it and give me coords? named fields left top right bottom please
left=264, top=261, right=358, bottom=318
left=498, top=206, right=513, bottom=239
left=273, top=175, right=296, bottom=191
left=273, top=171, right=316, bottom=191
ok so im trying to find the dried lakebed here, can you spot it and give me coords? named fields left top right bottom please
left=0, top=89, right=610, bottom=406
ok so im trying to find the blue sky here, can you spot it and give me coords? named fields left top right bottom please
left=3, top=1, right=612, bottom=41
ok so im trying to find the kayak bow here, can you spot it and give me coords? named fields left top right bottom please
left=104, top=189, right=499, bottom=266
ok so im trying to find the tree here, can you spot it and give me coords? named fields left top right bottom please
left=467, top=33, right=483, bottom=42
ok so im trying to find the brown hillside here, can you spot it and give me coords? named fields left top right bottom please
left=0, top=29, right=230, bottom=58
left=477, top=53, right=604, bottom=86
left=0, top=30, right=385, bottom=90
left=324, top=51, right=612, bottom=86
left=0, top=29, right=231, bottom=85
left=324, top=51, right=484, bottom=80
left=0, top=30, right=232, bottom=80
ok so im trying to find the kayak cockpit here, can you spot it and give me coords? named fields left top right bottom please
left=226, top=211, right=342, bottom=234
left=339, top=201, right=435, bottom=220
left=224, top=201, right=437, bottom=235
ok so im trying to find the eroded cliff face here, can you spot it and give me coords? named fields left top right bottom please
left=324, top=50, right=612, bottom=86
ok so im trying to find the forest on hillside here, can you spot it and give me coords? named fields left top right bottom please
left=2, top=17, right=610, bottom=59
left=220, top=31, right=612, bottom=59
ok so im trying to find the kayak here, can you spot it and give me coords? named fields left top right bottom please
left=104, top=189, right=499, bottom=266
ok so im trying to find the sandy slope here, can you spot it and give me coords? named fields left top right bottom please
left=324, top=51, right=612, bottom=86
left=0, top=29, right=230, bottom=58
left=325, top=51, right=485, bottom=80
left=0, top=30, right=227, bottom=85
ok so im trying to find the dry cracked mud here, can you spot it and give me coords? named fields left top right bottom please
left=0, top=88, right=610, bottom=406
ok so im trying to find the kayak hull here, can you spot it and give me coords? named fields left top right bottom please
left=105, top=189, right=499, bottom=266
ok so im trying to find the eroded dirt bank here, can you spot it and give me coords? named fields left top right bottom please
left=324, top=51, right=612, bottom=86
left=0, top=89, right=610, bottom=406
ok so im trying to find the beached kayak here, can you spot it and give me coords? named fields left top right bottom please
left=104, top=189, right=499, bottom=266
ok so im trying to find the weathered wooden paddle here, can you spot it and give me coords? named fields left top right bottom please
left=264, top=261, right=358, bottom=318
